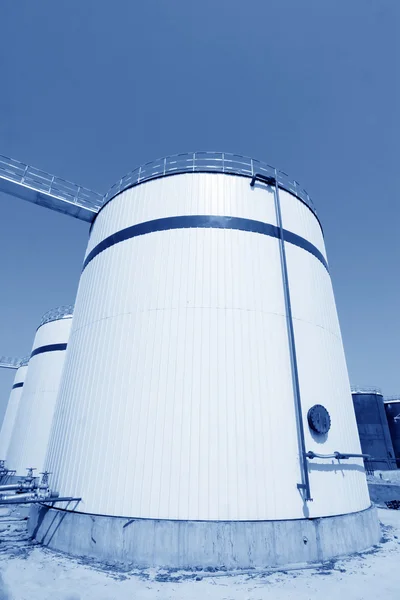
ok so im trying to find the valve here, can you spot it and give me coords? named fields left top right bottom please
left=37, top=471, right=52, bottom=499
left=39, top=471, right=51, bottom=486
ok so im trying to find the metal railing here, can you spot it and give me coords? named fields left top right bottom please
left=384, top=396, right=400, bottom=403
left=104, top=151, right=317, bottom=217
left=1, top=152, right=317, bottom=222
left=0, top=154, right=103, bottom=213
left=0, top=356, right=24, bottom=369
left=363, top=457, right=399, bottom=475
left=351, top=386, right=383, bottom=395
left=0, top=355, right=30, bottom=369
left=38, top=305, right=74, bottom=328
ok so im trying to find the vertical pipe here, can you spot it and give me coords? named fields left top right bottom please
left=272, top=172, right=312, bottom=501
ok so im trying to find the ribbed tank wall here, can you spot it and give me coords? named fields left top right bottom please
left=384, top=401, right=400, bottom=465
left=7, top=317, right=72, bottom=475
left=46, top=172, right=370, bottom=520
left=352, top=393, right=395, bottom=470
left=0, top=365, right=28, bottom=460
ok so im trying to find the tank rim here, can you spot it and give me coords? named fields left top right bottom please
left=37, top=305, right=74, bottom=331
left=351, top=386, right=383, bottom=396
left=91, top=152, right=322, bottom=234
left=384, top=397, right=400, bottom=404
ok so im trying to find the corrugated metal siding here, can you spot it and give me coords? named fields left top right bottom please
left=6, top=318, right=72, bottom=475
left=86, top=174, right=277, bottom=257
left=48, top=230, right=302, bottom=519
left=286, top=244, right=370, bottom=514
left=280, top=189, right=326, bottom=261
left=0, top=365, right=28, bottom=460
left=46, top=173, right=370, bottom=519
left=385, top=402, right=400, bottom=462
left=352, top=393, right=395, bottom=470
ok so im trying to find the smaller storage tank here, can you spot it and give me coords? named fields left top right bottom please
left=384, top=398, right=400, bottom=468
left=0, top=358, right=29, bottom=461
left=351, top=387, right=395, bottom=470
left=6, top=306, right=73, bottom=475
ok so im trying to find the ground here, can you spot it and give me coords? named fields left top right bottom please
left=0, top=507, right=399, bottom=600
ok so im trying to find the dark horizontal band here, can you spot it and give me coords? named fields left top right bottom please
left=92, top=170, right=323, bottom=236
left=83, top=215, right=328, bottom=272
left=12, top=382, right=24, bottom=390
left=30, top=343, right=68, bottom=359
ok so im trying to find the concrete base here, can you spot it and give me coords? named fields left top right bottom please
left=28, top=505, right=380, bottom=570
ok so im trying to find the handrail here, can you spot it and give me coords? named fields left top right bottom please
left=351, top=386, right=383, bottom=395
left=0, top=154, right=103, bottom=213
left=104, top=151, right=317, bottom=219
left=38, top=305, right=74, bottom=328
left=0, top=356, right=25, bottom=370
left=0, top=152, right=317, bottom=224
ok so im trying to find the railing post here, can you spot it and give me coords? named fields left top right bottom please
left=21, top=165, right=29, bottom=184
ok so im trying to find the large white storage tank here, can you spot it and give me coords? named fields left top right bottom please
left=0, top=358, right=29, bottom=461
left=38, top=153, right=378, bottom=568
left=7, top=306, right=73, bottom=476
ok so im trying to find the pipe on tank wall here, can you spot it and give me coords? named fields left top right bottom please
left=251, top=172, right=311, bottom=502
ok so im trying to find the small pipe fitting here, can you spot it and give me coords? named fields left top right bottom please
left=306, top=451, right=371, bottom=460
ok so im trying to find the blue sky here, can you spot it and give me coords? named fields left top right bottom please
left=0, top=0, right=399, bottom=418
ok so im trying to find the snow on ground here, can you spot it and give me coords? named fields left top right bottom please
left=373, top=469, right=400, bottom=484
left=0, top=508, right=399, bottom=600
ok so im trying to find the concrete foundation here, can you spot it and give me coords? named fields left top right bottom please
left=28, top=505, right=380, bottom=569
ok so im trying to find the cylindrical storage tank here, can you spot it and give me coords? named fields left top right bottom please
left=40, top=153, right=378, bottom=569
left=7, top=306, right=73, bottom=475
left=0, top=358, right=29, bottom=461
left=351, top=387, right=396, bottom=470
left=384, top=399, right=400, bottom=468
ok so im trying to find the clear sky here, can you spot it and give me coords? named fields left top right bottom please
left=0, top=0, right=399, bottom=420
